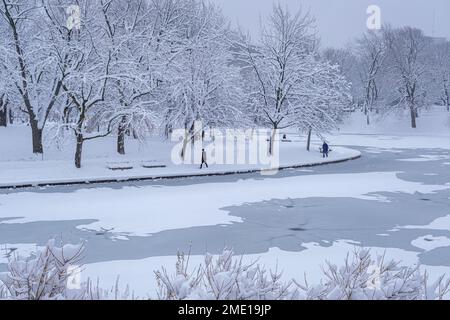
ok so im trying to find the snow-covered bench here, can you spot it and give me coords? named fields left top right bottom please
left=107, top=162, right=134, bottom=171
left=141, top=160, right=166, bottom=169
left=106, top=160, right=166, bottom=171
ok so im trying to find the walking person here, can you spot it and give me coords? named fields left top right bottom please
left=200, top=148, right=208, bottom=169
left=322, top=142, right=329, bottom=158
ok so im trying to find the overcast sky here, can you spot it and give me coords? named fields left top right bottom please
left=210, top=0, right=450, bottom=48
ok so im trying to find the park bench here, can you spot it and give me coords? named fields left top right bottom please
left=141, top=160, right=167, bottom=169
left=107, top=160, right=166, bottom=171
left=107, top=162, right=134, bottom=171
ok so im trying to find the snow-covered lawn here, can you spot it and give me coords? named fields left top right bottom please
left=330, top=107, right=450, bottom=150
left=0, top=125, right=360, bottom=188
left=331, top=134, right=450, bottom=150
left=339, top=106, right=450, bottom=136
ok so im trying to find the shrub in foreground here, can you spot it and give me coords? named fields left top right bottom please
left=1, top=242, right=449, bottom=300
left=155, top=248, right=450, bottom=300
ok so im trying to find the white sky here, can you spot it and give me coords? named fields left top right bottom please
left=210, top=0, right=450, bottom=48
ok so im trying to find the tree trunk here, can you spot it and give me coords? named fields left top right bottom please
left=132, top=129, right=138, bottom=139
left=269, top=126, right=277, bottom=156
left=446, top=88, right=450, bottom=111
left=75, top=133, right=84, bottom=169
left=210, top=126, right=215, bottom=142
left=249, top=128, right=255, bottom=141
left=117, top=129, right=125, bottom=155
left=181, top=129, right=190, bottom=160
left=117, top=116, right=126, bottom=155
left=9, top=108, right=13, bottom=124
left=30, top=120, right=44, bottom=154
left=164, top=124, right=172, bottom=140
left=0, top=106, right=7, bottom=127
left=410, top=106, right=417, bottom=129
left=364, top=104, right=371, bottom=126
left=306, top=128, right=312, bottom=151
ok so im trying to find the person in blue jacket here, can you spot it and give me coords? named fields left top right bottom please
left=322, top=142, right=329, bottom=158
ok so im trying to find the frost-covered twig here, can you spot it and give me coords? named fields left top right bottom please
left=0, top=240, right=84, bottom=300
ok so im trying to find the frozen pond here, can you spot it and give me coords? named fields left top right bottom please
left=1, top=136, right=450, bottom=280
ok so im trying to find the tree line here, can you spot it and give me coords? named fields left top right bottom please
left=2, top=1, right=447, bottom=168
left=325, top=26, right=450, bottom=128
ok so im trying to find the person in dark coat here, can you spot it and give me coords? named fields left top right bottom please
left=322, top=142, right=329, bottom=158
left=200, top=149, right=208, bottom=169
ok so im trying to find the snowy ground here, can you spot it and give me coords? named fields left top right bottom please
left=0, top=126, right=359, bottom=187
left=1, top=106, right=450, bottom=298
left=339, top=105, right=450, bottom=136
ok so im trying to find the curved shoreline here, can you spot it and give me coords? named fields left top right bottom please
left=0, top=150, right=362, bottom=190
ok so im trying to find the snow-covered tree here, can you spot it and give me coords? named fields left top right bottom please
left=430, top=41, right=450, bottom=112
left=299, top=61, right=351, bottom=151
left=0, top=0, right=69, bottom=153
left=383, top=27, right=433, bottom=128
left=238, top=5, right=350, bottom=153
left=322, top=47, right=360, bottom=107
left=98, top=0, right=162, bottom=155
left=354, top=30, right=388, bottom=125
left=162, top=1, right=245, bottom=160
left=42, top=0, right=120, bottom=168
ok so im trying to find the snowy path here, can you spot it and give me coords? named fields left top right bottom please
left=0, top=126, right=360, bottom=189
left=1, top=133, right=450, bottom=297
left=0, top=146, right=360, bottom=189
